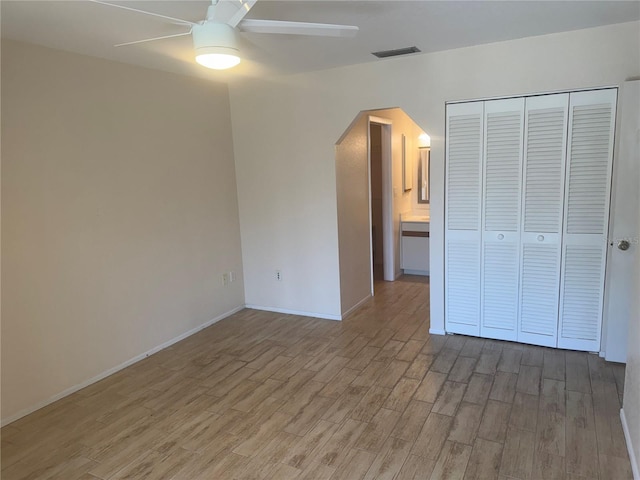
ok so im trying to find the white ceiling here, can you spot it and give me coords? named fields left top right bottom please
left=2, top=1, right=639, bottom=81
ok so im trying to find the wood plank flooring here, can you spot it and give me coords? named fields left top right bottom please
left=1, top=276, right=632, bottom=479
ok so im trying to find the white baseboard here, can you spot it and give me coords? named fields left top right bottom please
left=402, top=269, right=430, bottom=276
left=245, top=304, right=341, bottom=321
left=341, top=294, right=372, bottom=319
left=429, top=328, right=446, bottom=335
left=1, top=305, right=245, bottom=427
left=621, top=408, right=640, bottom=480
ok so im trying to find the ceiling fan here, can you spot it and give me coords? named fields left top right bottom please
left=91, top=0, right=359, bottom=70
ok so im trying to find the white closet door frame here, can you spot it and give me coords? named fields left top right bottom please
left=517, top=93, right=569, bottom=348
left=445, top=101, right=484, bottom=336
left=480, top=98, right=525, bottom=342
left=558, top=88, right=617, bottom=352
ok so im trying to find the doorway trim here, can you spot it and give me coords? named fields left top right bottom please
left=368, top=116, right=394, bottom=291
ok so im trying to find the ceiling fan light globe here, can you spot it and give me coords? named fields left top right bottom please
left=196, top=52, right=241, bottom=70
left=193, top=22, right=241, bottom=70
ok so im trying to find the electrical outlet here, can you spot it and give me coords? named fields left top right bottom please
left=222, top=273, right=229, bottom=286
left=275, top=269, right=282, bottom=281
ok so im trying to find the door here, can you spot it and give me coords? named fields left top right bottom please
left=603, top=80, right=639, bottom=362
left=367, top=117, right=394, bottom=287
left=558, top=89, right=617, bottom=352
left=445, top=101, right=484, bottom=336
left=517, top=93, right=569, bottom=347
left=445, top=89, right=618, bottom=352
left=480, top=98, right=525, bottom=341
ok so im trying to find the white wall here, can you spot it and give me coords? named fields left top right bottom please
left=603, top=80, right=640, bottom=363
left=1, top=41, right=245, bottom=423
left=229, top=21, right=640, bottom=333
left=623, top=190, right=640, bottom=478
left=621, top=80, right=640, bottom=479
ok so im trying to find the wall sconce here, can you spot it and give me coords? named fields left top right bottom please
left=418, top=133, right=431, bottom=148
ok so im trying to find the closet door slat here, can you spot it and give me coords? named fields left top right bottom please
left=444, top=88, right=616, bottom=353
left=558, top=89, right=617, bottom=352
left=518, top=93, right=569, bottom=348
left=445, top=101, right=484, bottom=336
left=480, top=98, right=524, bottom=342
left=447, top=114, right=483, bottom=231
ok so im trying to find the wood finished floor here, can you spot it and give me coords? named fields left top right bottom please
left=1, top=276, right=633, bottom=480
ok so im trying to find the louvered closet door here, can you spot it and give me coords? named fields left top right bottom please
left=558, top=89, right=617, bottom=351
left=445, top=101, right=484, bottom=336
left=480, top=98, right=525, bottom=341
left=517, top=94, right=569, bottom=347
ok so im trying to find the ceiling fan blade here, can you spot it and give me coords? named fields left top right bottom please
left=239, top=19, right=359, bottom=37
left=226, top=0, right=257, bottom=28
left=90, top=0, right=198, bottom=26
left=115, top=30, right=192, bottom=47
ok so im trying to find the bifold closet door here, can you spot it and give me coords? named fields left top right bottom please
left=445, top=101, right=484, bottom=336
left=480, top=98, right=524, bottom=341
left=517, top=94, right=569, bottom=347
left=558, top=89, right=617, bottom=352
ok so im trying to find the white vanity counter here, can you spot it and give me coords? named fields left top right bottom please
left=401, top=214, right=430, bottom=224
left=401, top=214, right=429, bottom=275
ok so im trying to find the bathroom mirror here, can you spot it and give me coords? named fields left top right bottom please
left=402, top=134, right=412, bottom=192
left=418, top=147, right=430, bottom=204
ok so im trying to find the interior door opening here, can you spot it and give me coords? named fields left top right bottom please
left=335, top=107, right=432, bottom=318
left=368, top=118, right=394, bottom=288
left=370, top=123, right=384, bottom=281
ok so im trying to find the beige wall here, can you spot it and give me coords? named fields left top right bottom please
left=336, top=114, right=370, bottom=315
left=1, top=41, right=245, bottom=423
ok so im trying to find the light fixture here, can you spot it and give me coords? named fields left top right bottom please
left=418, top=133, right=431, bottom=148
left=193, top=23, right=241, bottom=70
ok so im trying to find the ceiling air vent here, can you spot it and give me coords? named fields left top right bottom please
left=372, top=46, right=421, bottom=58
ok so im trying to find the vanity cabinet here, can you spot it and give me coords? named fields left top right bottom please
left=401, top=219, right=429, bottom=275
